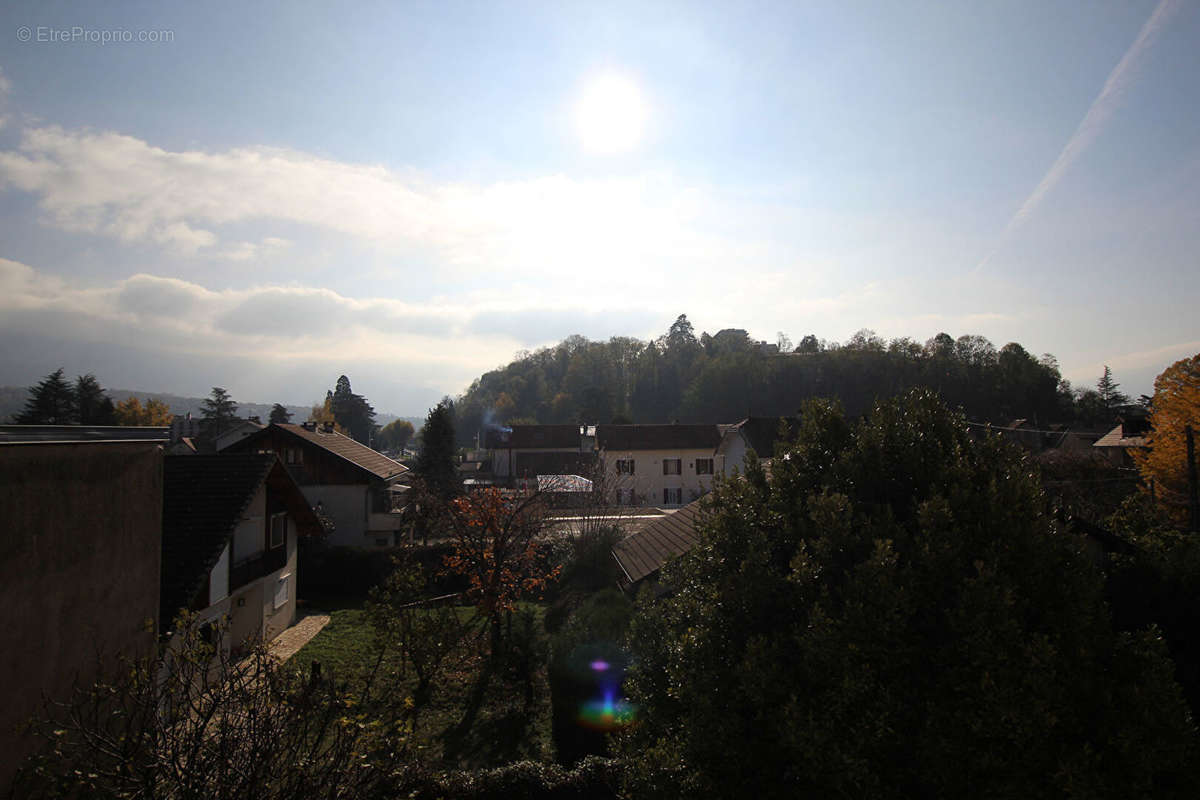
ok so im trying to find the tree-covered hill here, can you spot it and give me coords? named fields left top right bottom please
left=454, top=315, right=1119, bottom=444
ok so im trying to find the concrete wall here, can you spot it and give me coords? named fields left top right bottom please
left=300, top=484, right=368, bottom=548
left=716, top=433, right=748, bottom=478
left=232, top=490, right=266, bottom=563
left=209, top=543, right=230, bottom=605
left=0, top=441, right=162, bottom=790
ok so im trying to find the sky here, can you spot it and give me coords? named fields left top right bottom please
left=0, top=0, right=1197, bottom=415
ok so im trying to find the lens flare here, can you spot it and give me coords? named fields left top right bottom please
left=590, top=660, right=610, bottom=672
left=577, top=692, right=637, bottom=731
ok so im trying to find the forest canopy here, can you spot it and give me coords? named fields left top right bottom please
left=454, top=315, right=1118, bottom=444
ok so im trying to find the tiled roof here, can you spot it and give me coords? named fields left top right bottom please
left=161, top=454, right=276, bottom=629
left=484, top=425, right=585, bottom=449
left=274, top=424, right=408, bottom=481
left=1094, top=424, right=1148, bottom=449
left=612, top=499, right=705, bottom=584
left=597, top=424, right=721, bottom=452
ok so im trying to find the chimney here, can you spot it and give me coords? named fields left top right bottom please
left=321, top=422, right=334, bottom=434
left=301, top=421, right=317, bottom=432
left=248, top=415, right=261, bottom=424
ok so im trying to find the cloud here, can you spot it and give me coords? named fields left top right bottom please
left=1097, top=340, right=1200, bottom=375
left=0, top=125, right=787, bottom=292
left=0, top=260, right=671, bottom=397
left=466, top=308, right=664, bottom=345
left=978, top=0, right=1181, bottom=268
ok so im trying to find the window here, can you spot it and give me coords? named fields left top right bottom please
left=274, top=574, right=290, bottom=609
left=663, top=459, right=682, bottom=475
left=286, top=447, right=303, bottom=465
left=269, top=512, right=287, bottom=549
left=696, top=458, right=714, bottom=475
left=616, top=458, right=635, bottom=475
left=663, top=487, right=682, bottom=505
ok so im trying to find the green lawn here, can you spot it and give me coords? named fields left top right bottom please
left=291, top=601, right=554, bottom=769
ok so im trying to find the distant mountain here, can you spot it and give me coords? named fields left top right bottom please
left=0, top=385, right=412, bottom=428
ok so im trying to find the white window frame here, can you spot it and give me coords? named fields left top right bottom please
left=274, top=573, right=290, bottom=609
left=269, top=512, right=287, bottom=549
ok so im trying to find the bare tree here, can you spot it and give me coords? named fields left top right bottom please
left=15, top=615, right=403, bottom=799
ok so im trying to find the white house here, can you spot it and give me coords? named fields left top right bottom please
left=161, top=453, right=323, bottom=651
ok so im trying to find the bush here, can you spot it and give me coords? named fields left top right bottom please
left=403, top=756, right=620, bottom=799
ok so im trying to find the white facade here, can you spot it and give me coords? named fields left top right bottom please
left=599, top=447, right=717, bottom=507
left=194, top=482, right=299, bottom=651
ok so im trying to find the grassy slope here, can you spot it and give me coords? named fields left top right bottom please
left=292, top=603, right=554, bottom=770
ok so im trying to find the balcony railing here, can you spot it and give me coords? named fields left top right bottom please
left=230, top=546, right=287, bottom=591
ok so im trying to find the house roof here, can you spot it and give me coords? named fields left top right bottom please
left=161, top=454, right=321, bottom=630
left=268, top=423, right=408, bottom=481
left=727, top=416, right=799, bottom=458
left=484, top=424, right=585, bottom=449
left=612, top=499, right=705, bottom=584
left=1094, top=423, right=1149, bottom=449
left=597, top=424, right=722, bottom=452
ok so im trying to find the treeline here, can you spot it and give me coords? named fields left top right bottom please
left=13, top=368, right=173, bottom=426
left=455, top=314, right=1131, bottom=443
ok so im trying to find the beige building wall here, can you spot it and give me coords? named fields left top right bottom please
left=600, top=447, right=717, bottom=507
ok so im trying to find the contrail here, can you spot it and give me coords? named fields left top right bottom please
left=976, top=0, right=1181, bottom=270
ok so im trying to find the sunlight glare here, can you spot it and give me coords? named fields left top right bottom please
left=574, top=73, right=647, bottom=155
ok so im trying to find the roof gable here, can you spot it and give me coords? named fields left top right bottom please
left=160, top=453, right=275, bottom=629
left=241, top=423, right=408, bottom=481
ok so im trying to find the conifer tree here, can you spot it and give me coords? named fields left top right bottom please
left=17, top=368, right=77, bottom=424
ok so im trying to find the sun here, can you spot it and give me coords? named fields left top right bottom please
left=574, top=73, right=647, bottom=155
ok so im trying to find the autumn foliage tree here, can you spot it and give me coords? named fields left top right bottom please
left=442, top=488, right=560, bottom=659
left=1133, top=353, right=1200, bottom=525
left=113, top=396, right=173, bottom=426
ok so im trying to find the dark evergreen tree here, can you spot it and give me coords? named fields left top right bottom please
left=415, top=399, right=458, bottom=502
left=1097, top=365, right=1130, bottom=411
left=268, top=403, right=293, bottom=424
left=330, top=375, right=376, bottom=444
left=74, top=374, right=115, bottom=425
left=17, top=368, right=77, bottom=424
left=200, top=387, right=238, bottom=435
